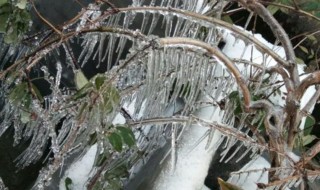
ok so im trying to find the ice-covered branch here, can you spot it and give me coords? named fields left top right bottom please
left=159, top=37, right=251, bottom=110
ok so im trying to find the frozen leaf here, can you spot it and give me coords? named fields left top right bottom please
left=4, top=27, right=18, bottom=44
left=116, top=126, right=135, bottom=147
left=108, top=132, right=123, bottom=152
left=267, top=5, right=279, bottom=15
left=304, top=115, right=315, bottom=135
left=72, top=82, right=93, bottom=100
left=298, top=46, right=309, bottom=54
left=95, top=75, right=106, bottom=90
left=65, top=177, right=73, bottom=190
left=218, top=178, right=243, bottom=190
left=295, top=57, right=305, bottom=64
left=9, top=82, right=28, bottom=106
left=16, top=0, right=27, bottom=9
left=30, top=83, right=44, bottom=102
left=75, top=70, right=89, bottom=90
left=95, top=153, right=108, bottom=167
left=303, top=135, right=317, bottom=146
left=20, top=110, right=31, bottom=124
left=88, top=132, right=97, bottom=145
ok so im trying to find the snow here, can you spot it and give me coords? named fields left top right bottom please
left=151, top=94, right=225, bottom=190
left=58, top=144, right=97, bottom=190
left=229, top=156, right=270, bottom=189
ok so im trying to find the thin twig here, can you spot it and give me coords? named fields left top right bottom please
left=31, top=0, right=62, bottom=35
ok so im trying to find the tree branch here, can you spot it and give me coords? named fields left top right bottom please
left=159, top=37, right=251, bottom=110
left=296, top=71, right=320, bottom=100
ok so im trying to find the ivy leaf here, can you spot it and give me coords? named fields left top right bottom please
left=65, top=177, right=73, bottom=190
left=116, top=126, right=135, bottom=147
left=108, top=132, right=123, bottom=152
left=75, top=70, right=89, bottom=90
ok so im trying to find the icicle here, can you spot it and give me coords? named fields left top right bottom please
left=141, top=12, right=150, bottom=34
left=123, top=11, right=136, bottom=29
left=171, top=123, right=177, bottom=173
left=106, top=34, right=117, bottom=70
left=224, top=143, right=243, bottom=163
left=236, top=146, right=252, bottom=163
left=165, top=13, right=173, bottom=37
left=147, top=12, right=160, bottom=35
left=97, top=33, right=106, bottom=68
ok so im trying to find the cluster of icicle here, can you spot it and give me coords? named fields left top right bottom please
left=0, top=0, right=318, bottom=189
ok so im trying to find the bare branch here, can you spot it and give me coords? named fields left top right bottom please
left=296, top=71, right=320, bottom=100
left=236, top=0, right=300, bottom=84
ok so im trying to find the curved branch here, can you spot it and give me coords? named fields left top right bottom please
left=159, top=37, right=251, bottom=110
left=117, top=6, right=289, bottom=68
left=235, top=0, right=300, bottom=85
left=296, top=71, right=320, bottom=100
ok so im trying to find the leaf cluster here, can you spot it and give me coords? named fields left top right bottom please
left=0, top=0, right=30, bottom=44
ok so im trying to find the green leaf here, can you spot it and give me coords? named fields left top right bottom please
left=116, top=126, right=135, bottom=147
left=295, top=57, right=305, bottom=64
left=304, top=115, right=316, bottom=135
left=94, top=75, right=106, bottom=90
left=88, top=132, right=97, bottom=145
left=30, top=83, right=44, bottom=102
left=218, top=178, right=243, bottom=190
left=72, top=82, right=93, bottom=100
left=16, top=0, right=27, bottom=9
left=65, top=177, right=73, bottom=190
left=267, top=5, right=279, bottom=15
left=222, top=15, right=233, bottom=24
left=4, top=26, right=18, bottom=44
left=298, top=46, right=309, bottom=54
left=95, top=153, right=108, bottom=167
left=108, top=132, right=123, bottom=152
left=0, top=12, right=9, bottom=32
left=9, top=82, right=28, bottom=106
left=75, top=70, right=88, bottom=90
left=302, top=135, right=317, bottom=146
left=301, top=2, right=320, bottom=12
left=0, top=0, right=6, bottom=7
left=76, top=102, right=88, bottom=119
